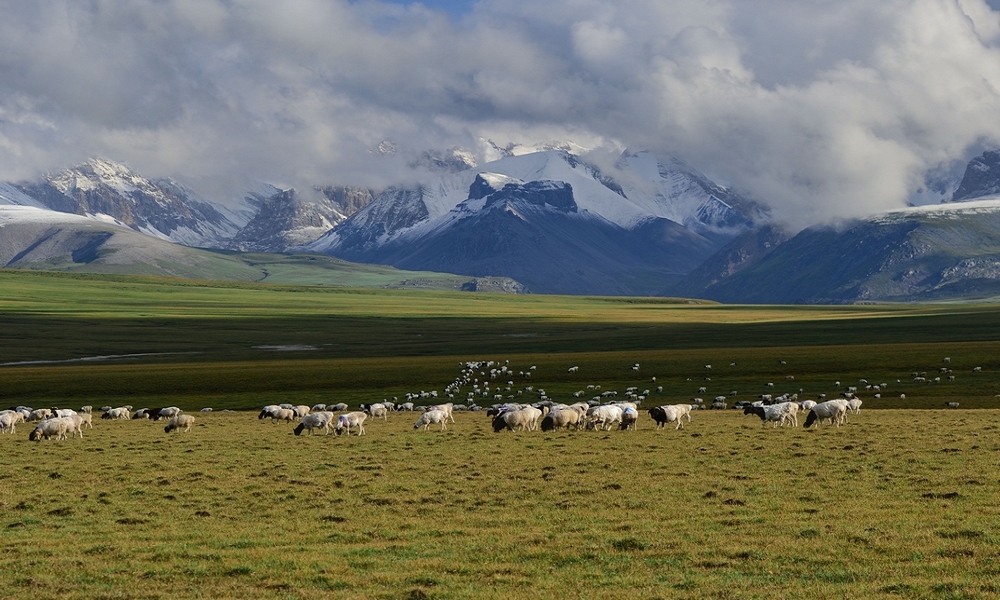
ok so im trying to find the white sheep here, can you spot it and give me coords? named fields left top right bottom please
left=102, top=407, right=131, bottom=420
left=68, top=413, right=92, bottom=435
left=29, top=417, right=73, bottom=441
left=803, top=400, right=849, bottom=428
left=294, top=411, right=335, bottom=436
left=586, top=405, right=623, bottom=430
left=429, top=402, right=455, bottom=423
left=28, top=408, right=53, bottom=422
left=1, top=411, right=24, bottom=434
left=414, top=410, right=448, bottom=431
left=541, top=406, right=585, bottom=431
left=619, top=407, right=639, bottom=430
left=259, top=407, right=296, bottom=422
left=164, top=414, right=195, bottom=433
left=157, top=407, right=182, bottom=420
left=744, top=402, right=798, bottom=427
left=492, top=407, right=536, bottom=432
left=336, top=412, right=367, bottom=436
left=363, top=403, right=388, bottom=420
left=647, top=405, right=684, bottom=430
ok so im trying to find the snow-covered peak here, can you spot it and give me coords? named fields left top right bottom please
left=0, top=182, right=46, bottom=208
left=47, top=158, right=145, bottom=196
left=871, top=195, right=1000, bottom=223
left=0, top=204, right=98, bottom=227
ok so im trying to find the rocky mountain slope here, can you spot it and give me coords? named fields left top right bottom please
left=10, top=159, right=242, bottom=248
left=307, top=150, right=763, bottom=295
left=679, top=199, right=1000, bottom=303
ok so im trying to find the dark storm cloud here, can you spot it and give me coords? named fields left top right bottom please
left=1, top=0, right=1000, bottom=226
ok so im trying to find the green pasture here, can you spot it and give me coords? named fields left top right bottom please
left=2, top=409, right=1000, bottom=599
left=3, top=269, right=1000, bottom=410
left=4, top=270, right=1000, bottom=598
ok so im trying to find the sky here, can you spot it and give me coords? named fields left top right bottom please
left=3, top=0, right=1000, bottom=229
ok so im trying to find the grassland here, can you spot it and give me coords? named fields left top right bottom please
left=2, top=269, right=1000, bottom=410
left=3, top=410, right=1000, bottom=599
left=4, top=269, right=1000, bottom=598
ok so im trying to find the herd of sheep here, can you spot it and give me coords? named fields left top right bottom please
left=2, top=356, right=985, bottom=442
left=0, top=405, right=197, bottom=441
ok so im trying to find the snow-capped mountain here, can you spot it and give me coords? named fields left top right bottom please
left=307, top=150, right=761, bottom=295
left=11, top=159, right=242, bottom=248
left=1, top=159, right=381, bottom=254
left=678, top=197, right=1000, bottom=303
left=951, top=149, right=1000, bottom=202
left=227, top=187, right=375, bottom=252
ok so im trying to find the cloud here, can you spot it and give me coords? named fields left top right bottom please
left=1, top=0, right=1000, bottom=227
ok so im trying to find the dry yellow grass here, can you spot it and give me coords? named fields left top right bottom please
left=2, top=408, right=999, bottom=599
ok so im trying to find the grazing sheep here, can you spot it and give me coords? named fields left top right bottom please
left=258, top=405, right=280, bottom=419
left=541, top=407, right=584, bottom=431
left=428, top=402, right=455, bottom=423
left=331, top=403, right=349, bottom=412
left=102, top=407, right=131, bottom=420
left=156, top=407, right=182, bottom=420
left=492, top=407, right=536, bottom=432
left=586, top=404, right=623, bottom=430
left=946, top=402, right=960, bottom=409
left=398, top=402, right=415, bottom=411
left=647, top=405, right=684, bottom=430
left=846, top=398, right=863, bottom=414
left=291, top=405, right=311, bottom=419
left=71, top=413, right=92, bottom=433
left=29, top=417, right=73, bottom=441
left=336, top=412, right=367, bottom=436
left=619, top=407, right=639, bottom=430
left=672, top=404, right=694, bottom=423
left=164, top=414, right=195, bottom=433
left=257, top=406, right=295, bottom=424
left=414, top=410, right=448, bottom=431
left=294, top=411, right=335, bottom=436
left=362, top=403, right=388, bottom=420
left=1, top=411, right=24, bottom=434
left=80, top=406, right=93, bottom=414
left=744, top=402, right=798, bottom=427
left=803, top=400, right=849, bottom=428
left=28, top=408, right=53, bottom=422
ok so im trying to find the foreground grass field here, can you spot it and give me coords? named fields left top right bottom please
left=2, top=409, right=999, bottom=599
left=4, top=270, right=1000, bottom=598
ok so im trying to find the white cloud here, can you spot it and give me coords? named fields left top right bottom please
left=0, top=0, right=999, bottom=227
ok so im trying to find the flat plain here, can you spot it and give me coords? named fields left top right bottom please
left=3, top=270, right=1000, bottom=598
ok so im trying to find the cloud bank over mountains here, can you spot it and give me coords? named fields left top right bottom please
left=2, top=0, right=1000, bottom=227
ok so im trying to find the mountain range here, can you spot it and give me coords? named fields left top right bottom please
left=5, top=147, right=1000, bottom=302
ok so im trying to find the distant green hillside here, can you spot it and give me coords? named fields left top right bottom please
left=0, top=213, right=522, bottom=290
